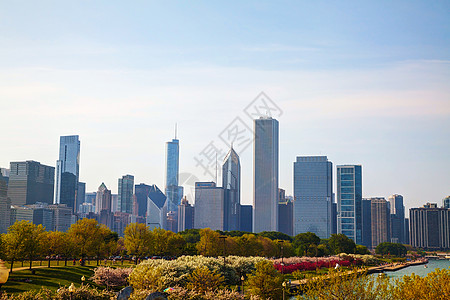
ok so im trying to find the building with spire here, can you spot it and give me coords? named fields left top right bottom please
left=222, top=146, right=240, bottom=231
left=95, top=183, right=111, bottom=213
left=54, top=135, right=80, bottom=213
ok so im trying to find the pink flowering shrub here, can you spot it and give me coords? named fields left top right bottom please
left=273, top=259, right=358, bottom=274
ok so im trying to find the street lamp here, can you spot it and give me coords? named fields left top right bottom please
left=282, top=281, right=286, bottom=300
left=0, top=260, right=9, bottom=294
left=68, top=282, right=76, bottom=300
left=241, top=275, right=245, bottom=295
left=81, top=275, right=85, bottom=286
left=279, top=240, right=285, bottom=275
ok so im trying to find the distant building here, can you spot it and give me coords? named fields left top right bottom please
left=0, top=168, right=9, bottom=186
left=48, top=204, right=72, bottom=232
left=361, top=198, right=372, bottom=248
left=369, top=197, right=390, bottom=249
left=85, top=192, right=96, bottom=205
left=278, top=193, right=293, bottom=236
left=253, top=117, right=279, bottom=233
left=331, top=200, right=338, bottom=235
left=118, top=175, right=134, bottom=214
left=178, top=197, right=194, bottom=232
left=165, top=133, right=183, bottom=232
left=222, top=146, right=240, bottom=231
left=389, top=194, right=406, bottom=244
left=293, top=156, right=332, bottom=239
left=240, top=205, right=253, bottom=232
left=146, top=184, right=167, bottom=230
left=111, top=194, right=119, bottom=212
left=135, top=183, right=152, bottom=217
left=27, top=202, right=53, bottom=231
left=443, top=196, right=450, bottom=209
left=76, top=182, right=86, bottom=214
left=10, top=205, right=34, bottom=225
left=8, top=161, right=54, bottom=206
left=410, top=204, right=450, bottom=250
left=337, top=165, right=362, bottom=244
left=54, top=135, right=80, bottom=213
left=194, top=182, right=224, bottom=231
left=95, top=183, right=111, bottom=213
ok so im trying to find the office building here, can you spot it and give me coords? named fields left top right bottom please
left=85, top=192, right=96, bottom=205
left=135, top=183, right=152, bottom=217
left=0, top=168, right=9, bottom=186
left=278, top=190, right=293, bottom=236
left=410, top=204, right=450, bottom=250
left=8, top=161, right=54, bottom=206
left=331, top=201, right=338, bottom=235
left=240, top=205, right=253, bottom=232
left=10, top=205, right=34, bottom=225
left=253, top=117, right=279, bottom=233
left=337, top=165, right=362, bottom=244
left=118, top=175, right=134, bottom=214
left=95, top=183, right=111, bottom=213
left=113, top=211, right=132, bottom=237
left=76, top=182, right=86, bottom=213
left=0, top=173, right=11, bottom=233
left=194, top=182, right=224, bottom=231
left=222, top=146, right=241, bottom=231
left=26, top=202, right=54, bottom=231
left=178, top=197, right=194, bottom=232
left=165, top=133, right=183, bottom=232
left=146, top=184, right=167, bottom=230
left=54, top=135, right=80, bottom=213
left=48, top=204, right=73, bottom=231
left=389, top=194, right=406, bottom=244
left=293, top=156, right=332, bottom=238
left=443, top=196, right=450, bottom=209
left=361, top=198, right=372, bottom=248
left=369, top=197, right=390, bottom=249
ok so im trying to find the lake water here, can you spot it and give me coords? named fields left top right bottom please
left=382, top=259, right=450, bottom=279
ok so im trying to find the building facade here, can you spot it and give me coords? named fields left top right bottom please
left=178, top=197, right=195, bottom=232
left=410, top=204, right=450, bottom=250
left=253, top=117, right=279, bottom=233
left=0, top=173, right=11, bottom=233
left=337, top=165, right=362, bottom=244
left=194, top=182, right=224, bottom=231
left=118, top=174, right=134, bottom=214
left=389, top=194, right=406, bottom=244
left=222, top=146, right=240, bottom=231
left=240, top=205, right=253, bottom=232
left=146, top=184, right=167, bottom=230
left=369, top=197, right=390, bottom=249
left=165, top=136, right=183, bottom=232
left=443, top=196, right=450, bottom=209
left=135, top=183, right=152, bottom=217
left=361, top=198, right=372, bottom=248
left=95, top=183, right=111, bottom=213
left=54, top=135, right=80, bottom=213
left=8, top=161, right=54, bottom=206
left=293, top=156, right=332, bottom=238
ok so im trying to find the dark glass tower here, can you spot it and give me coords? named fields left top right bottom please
left=389, top=194, right=406, bottom=244
left=54, top=135, right=80, bottom=213
left=222, top=146, right=240, bottom=231
left=118, top=174, right=134, bottom=214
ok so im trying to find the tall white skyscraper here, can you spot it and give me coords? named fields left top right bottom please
left=293, top=156, right=332, bottom=239
left=253, top=117, right=279, bottom=233
left=54, top=135, right=80, bottom=213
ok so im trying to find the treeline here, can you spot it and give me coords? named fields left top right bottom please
left=0, top=220, right=372, bottom=270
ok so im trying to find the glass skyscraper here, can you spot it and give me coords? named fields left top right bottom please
left=54, top=135, right=80, bottom=213
left=337, top=165, right=362, bottom=244
left=118, top=174, right=134, bottom=214
left=293, top=156, right=332, bottom=239
left=389, top=194, right=406, bottom=244
left=253, top=117, right=279, bottom=233
left=165, top=135, right=183, bottom=232
left=222, top=146, right=240, bottom=231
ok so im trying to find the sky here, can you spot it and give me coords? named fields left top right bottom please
left=0, top=1, right=449, bottom=211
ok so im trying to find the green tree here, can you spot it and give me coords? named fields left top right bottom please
left=247, top=260, right=283, bottom=300
left=356, top=244, right=370, bottom=255
left=186, top=266, right=224, bottom=293
left=328, top=233, right=356, bottom=254
left=68, top=218, right=102, bottom=265
left=124, top=223, right=151, bottom=264
left=42, top=231, right=65, bottom=267
left=196, top=228, right=221, bottom=256
left=22, top=222, right=45, bottom=270
left=3, top=221, right=33, bottom=272
left=258, top=231, right=293, bottom=242
left=375, top=242, right=407, bottom=256
left=234, top=234, right=263, bottom=256
left=293, top=232, right=320, bottom=256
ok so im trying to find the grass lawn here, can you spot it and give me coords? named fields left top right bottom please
left=2, top=266, right=103, bottom=294
left=4, top=259, right=137, bottom=270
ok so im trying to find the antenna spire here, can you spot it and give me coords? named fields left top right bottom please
left=175, top=123, right=177, bottom=139
left=215, top=152, right=218, bottom=184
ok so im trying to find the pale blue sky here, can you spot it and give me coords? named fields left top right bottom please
left=1, top=1, right=449, bottom=210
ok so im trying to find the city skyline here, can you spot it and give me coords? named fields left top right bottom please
left=0, top=1, right=448, bottom=212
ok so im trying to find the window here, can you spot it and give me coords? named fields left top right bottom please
left=341, top=188, right=354, bottom=194
left=341, top=174, right=353, bottom=180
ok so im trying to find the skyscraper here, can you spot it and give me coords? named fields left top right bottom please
left=337, top=165, right=362, bottom=244
left=410, top=204, right=450, bottom=250
left=0, top=172, right=11, bottom=234
left=135, top=183, right=152, bottom=217
left=165, top=131, right=183, bottom=232
left=118, top=175, right=134, bottom=214
left=369, top=197, right=390, bottom=249
left=194, top=182, right=224, bottom=231
left=54, top=135, right=80, bottom=213
left=222, top=146, right=240, bottom=231
left=293, top=156, right=332, bottom=239
left=147, top=184, right=167, bottom=230
left=178, top=197, right=195, bottom=232
left=361, top=198, right=372, bottom=248
left=8, top=161, right=54, bottom=206
left=278, top=188, right=293, bottom=236
left=95, top=183, right=111, bottom=213
left=443, top=196, right=450, bottom=209
left=389, top=194, right=406, bottom=244
left=253, top=117, right=279, bottom=233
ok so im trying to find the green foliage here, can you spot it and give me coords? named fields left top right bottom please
left=375, top=242, right=407, bottom=256
left=0, top=285, right=114, bottom=300
left=246, top=260, right=283, bottom=300
left=186, top=266, right=224, bottom=293
left=328, top=234, right=356, bottom=255
left=294, top=232, right=320, bottom=256
left=356, top=244, right=370, bottom=255
left=124, top=223, right=152, bottom=261
left=258, top=231, right=293, bottom=242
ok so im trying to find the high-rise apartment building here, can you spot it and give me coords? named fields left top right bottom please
left=54, top=135, right=80, bottom=213
left=410, top=204, right=450, bottom=250
left=178, top=197, right=195, bottom=232
left=95, top=183, right=111, bottom=213
left=222, top=146, right=240, bottom=231
left=389, top=194, right=406, bottom=244
left=337, top=165, right=362, bottom=244
left=253, top=117, right=279, bottom=233
left=369, top=197, right=390, bottom=249
left=8, top=161, right=54, bottom=206
left=293, top=156, right=332, bottom=238
left=194, top=182, right=224, bottom=231
left=118, top=175, right=134, bottom=214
